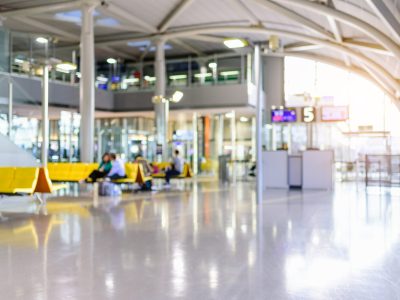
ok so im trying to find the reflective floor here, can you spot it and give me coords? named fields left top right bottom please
left=0, top=180, right=400, bottom=299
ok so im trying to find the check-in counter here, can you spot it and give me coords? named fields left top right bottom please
left=262, top=151, right=288, bottom=189
left=263, top=150, right=334, bottom=190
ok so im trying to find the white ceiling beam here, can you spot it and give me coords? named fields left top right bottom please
left=343, top=38, right=393, bottom=57
left=164, top=26, right=400, bottom=93
left=12, top=17, right=79, bottom=41
left=366, top=0, right=400, bottom=43
left=275, top=0, right=400, bottom=61
left=100, top=2, right=157, bottom=33
left=0, top=1, right=82, bottom=17
left=229, top=0, right=260, bottom=25
left=98, top=45, right=135, bottom=61
left=285, top=43, right=323, bottom=52
left=326, top=0, right=351, bottom=67
left=184, top=35, right=225, bottom=43
left=158, top=0, right=195, bottom=32
left=171, top=39, right=204, bottom=56
left=250, top=0, right=334, bottom=40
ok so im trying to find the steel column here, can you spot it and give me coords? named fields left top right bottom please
left=41, top=65, right=49, bottom=166
left=254, top=44, right=263, bottom=204
left=80, top=4, right=95, bottom=162
left=154, top=38, right=168, bottom=161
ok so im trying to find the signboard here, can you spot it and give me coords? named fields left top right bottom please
left=302, top=107, right=316, bottom=123
left=321, top=106, right=348, bottom=122
left=271, top=108, right=297, bottom=123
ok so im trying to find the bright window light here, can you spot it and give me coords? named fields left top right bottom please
left=144, top=75, right=156, bottom=82
left=107, top=58, right=117, bottom=64
left=220, top=70, right=240, bottom=76
left=194, top=73, right=212, bottom=78
left=96, top=76, right=108, bottom=83
left=14, top=58, right=24, bottom=64
left=208, top=62, right=217, bottom=69
left=171, top=91, right=184, bottom=103
left=123, top=78, right=139, bottom=84
left=36, top=37, right=48, bottom=44
left=240, top=116, right=249, bottom=122
left=225, top=112, right=234, bottom=118
left=223, top=38, right=248, bottom=49
left=169, top=74, right=187, bottom=80
left=56, top=62, right=77, bottom=73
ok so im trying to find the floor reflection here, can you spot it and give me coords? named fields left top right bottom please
left=0, top=181, right=398, bottom=299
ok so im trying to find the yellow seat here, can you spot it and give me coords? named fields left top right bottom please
left=151, top=162, right=193, bottom=179
left=68, top=163, right=89, bottom=181
left=12, top=167, right=39, bottom=194
left=0, top=168, right=16, bottom=193
left=113, top=163, right=139, bottom=183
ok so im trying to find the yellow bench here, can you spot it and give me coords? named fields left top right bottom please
left=48, top=163, right=99, bottom=182
left=112, top=163, right=139, bottom=184
left=0, top=167, right=66, bottom=195
left=152, top=162, right=193, bottom=179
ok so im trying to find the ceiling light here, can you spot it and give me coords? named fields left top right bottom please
left=36, top=37, right=48, bottom=44
left=269, top=35, right=280, bottom=52
left=194, top=73, right=212, bottom=78
left=96, top=76, right=108, bottom=83
left=208, top=62, right=217, bottom=69
left=240, top=116, right=249, bottom=122
left=169, top=74, right=187, bottom=80
left=123, top=78, right=139, bottom=84
left=223, top=38, right=248, bottom=49
left=14, top=58, right=24, bottom=64
left=107, top=57, right=117, bottom=64
left=56, top=62, right=77, bottom=73
left=225, top=112, right=234, bottom=118
left=220, top=70, right=240, bottom=76
left=144, top=75, right=156, bottom=82
left=171, top=91, right=184, bottom=103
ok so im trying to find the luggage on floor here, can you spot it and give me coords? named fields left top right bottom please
left=99, top=181, right=121, bottom=196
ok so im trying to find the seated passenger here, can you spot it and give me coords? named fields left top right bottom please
left=106, top=153, right=126, bottom=180
left=135, top=154, right=153, bottom=177
left=86, top=153, right=112, bottom=182
left=134, top=155, right=153, bottom=191
left=164, top=149, right=184, bottom=188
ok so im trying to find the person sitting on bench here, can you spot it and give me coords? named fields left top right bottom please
left=106, top=153, right=126, bottom=180
left=164, top=149, right=184, bottom=188
left=86, top=153, right=112, bottom=182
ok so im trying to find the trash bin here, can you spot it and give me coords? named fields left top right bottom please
left=219, top=154, right=230, bottom=183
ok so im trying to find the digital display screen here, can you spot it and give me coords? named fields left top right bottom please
left=271, top=108, right=297, bottom=123
left=321, top=106, right=348, bottom=121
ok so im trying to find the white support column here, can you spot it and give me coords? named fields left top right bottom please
left=41, top=65, right=49, bottom=166
left=254, top=44, right=263, bottom=204
left=230, top=110, right=237, bottom=182
left=192, top=112, right=198, bottom=174
left=80, top=3, right=95, bottom=163
left=8, top=79, right=12, bottom=138
left=154, top=38, right=168, bottom=161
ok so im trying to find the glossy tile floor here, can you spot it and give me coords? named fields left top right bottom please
left=0, top=180, right=400, bottom=299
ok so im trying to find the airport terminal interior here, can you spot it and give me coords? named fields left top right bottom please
left=1, top=0, right=400, bottom=299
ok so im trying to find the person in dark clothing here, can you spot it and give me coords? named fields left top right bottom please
left=164, top=149, right=184, bottom=187
left=86, top=153, right=112, bottom=182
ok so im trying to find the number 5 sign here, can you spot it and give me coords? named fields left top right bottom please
left=302, top=107, right=316, bottom=123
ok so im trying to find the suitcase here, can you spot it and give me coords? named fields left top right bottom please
left=99, top=181, right=121, bottom=196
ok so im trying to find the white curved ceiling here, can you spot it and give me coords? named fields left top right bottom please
left=1, top=0, right=400, bottom=99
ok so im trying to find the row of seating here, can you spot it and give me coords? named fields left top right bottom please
left=47, top=163, right=99, bottom=182
left=47, top=162, right=192, bottom=183
left=0, top=167, right=66, bottom=195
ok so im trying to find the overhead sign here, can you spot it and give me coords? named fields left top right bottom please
left=302, top=106, right=316, bottom=123
left=321, top=106, right=348, bottom=122
left=271, top=108, right=297, bottom=123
